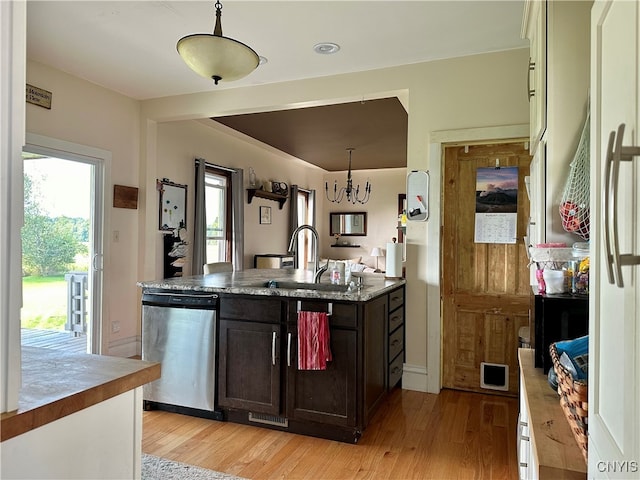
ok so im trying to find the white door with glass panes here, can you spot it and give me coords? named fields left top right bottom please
left=589, top=1, right=640, bottom=477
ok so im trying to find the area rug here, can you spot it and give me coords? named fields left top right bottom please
left=142, top=453, right=248, bottom=480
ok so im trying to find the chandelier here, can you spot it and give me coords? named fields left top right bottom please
left=325, top=148, right=372, bottom=204
left=177, top=1, right=259, bottom=85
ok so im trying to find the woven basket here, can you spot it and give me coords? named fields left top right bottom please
left=550, top=342, right=588, bottom=463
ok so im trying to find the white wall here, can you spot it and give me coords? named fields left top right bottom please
left=321, top=168, right=406, bottom=268
left=155, top=119, right=406, bottom=271
left=26, top=60, right=141, bottom=356
left=155, top=119, right=326, bottom=272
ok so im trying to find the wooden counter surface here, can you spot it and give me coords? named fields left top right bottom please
left=1, top=346, right=160, bottom=442
left=519, top=348, right=587, bottom=479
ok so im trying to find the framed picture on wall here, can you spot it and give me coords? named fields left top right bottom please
left=260, top=206, right=272, bottom=225
left=157, top=179, right=187, bottom=230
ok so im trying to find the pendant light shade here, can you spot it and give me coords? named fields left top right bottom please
left=177, top=1, right=259, bottom=85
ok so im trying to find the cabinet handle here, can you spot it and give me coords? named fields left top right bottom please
left=521, top=435, right=530, bottom=442
left=272, top=331, right=277, bottom=366
left=527, top=58, right=535, bottom=100
left=519, top=462, right=528, bottom=468
left=519, top=420, right=528, bottom=427
left=604, top=123, right=640, bottom=287
left=603, top=129, right=616, bottom=284
left=287, top=332, right=292, bottom=367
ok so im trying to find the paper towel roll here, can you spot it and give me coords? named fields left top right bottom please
left=386, top=242, right=403, bottom=278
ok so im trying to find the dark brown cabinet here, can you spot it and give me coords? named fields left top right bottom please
left=387, top=287, right=405, bottom=389
left=218, top=296, right=283, bottom=414
left=363, top=294, right=387, bottom=424
left=285, top=302, right=358, bottom=428
left=217, top=286, right=405, bottom=443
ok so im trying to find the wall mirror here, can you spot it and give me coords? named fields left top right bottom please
left=330, top=212, right=367, bottom=236
left=158, top=179, right=187, bottom=230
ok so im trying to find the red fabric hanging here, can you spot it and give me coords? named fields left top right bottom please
left=297, top=311, right=332, bottom=370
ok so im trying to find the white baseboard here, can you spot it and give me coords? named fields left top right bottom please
left=401, top=363, right=431, bottom=393
left=107, top=335, right=140, bottom=358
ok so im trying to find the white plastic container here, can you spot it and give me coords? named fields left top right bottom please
left=543, top=269, right=567, bottom=294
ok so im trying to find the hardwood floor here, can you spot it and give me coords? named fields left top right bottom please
left=142, top=388, right=519, bottom=479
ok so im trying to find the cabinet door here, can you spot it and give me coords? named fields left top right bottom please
left=523, top=0, right=547, bottom=155
left=285, top=301, right=359, bottom=428
left=218, top=319, right=280, bottom=415
left=590, top=1, right=640, bottom=476
left=285, top=324, right=357, bottom=427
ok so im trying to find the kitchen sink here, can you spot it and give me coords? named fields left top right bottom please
left=264, top=280, right=350, bottom=293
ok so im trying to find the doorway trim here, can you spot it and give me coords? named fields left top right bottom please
left=24, top=133, right=112, bottom=355
left=426, top=124, right=528, bottom=394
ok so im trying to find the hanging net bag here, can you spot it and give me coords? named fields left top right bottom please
left=559, top=111, right=590, bottom=240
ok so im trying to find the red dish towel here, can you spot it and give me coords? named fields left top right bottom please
left=297, top=311, right=332, bottom=370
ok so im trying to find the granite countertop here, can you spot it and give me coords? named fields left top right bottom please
left=138, top=268, right=405, bottom=302
left=1, top=347, right=160, bottom=442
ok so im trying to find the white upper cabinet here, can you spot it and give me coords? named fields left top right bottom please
left=589, top=1, right=640, bottom=477
left=523, top=0, right=593, bottom=244
left=522, top=0, right=547, bottom=156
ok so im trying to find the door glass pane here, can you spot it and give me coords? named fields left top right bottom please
left=21, top=155, right=93, bottom=353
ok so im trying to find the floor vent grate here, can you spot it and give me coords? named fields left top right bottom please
left=248, top=412, right=289, bottom=428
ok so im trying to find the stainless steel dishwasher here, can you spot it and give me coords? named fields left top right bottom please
left=141, top=290, right=222, bottom=420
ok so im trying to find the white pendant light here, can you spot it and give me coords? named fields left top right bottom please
left=177, top=1, right=259, bottom=85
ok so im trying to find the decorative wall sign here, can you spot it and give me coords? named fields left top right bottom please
left=474, top=166, right=518, bottom=244
left=26, top=84, right=52, bottom=109
left=113, top=185, right=138, bottom=209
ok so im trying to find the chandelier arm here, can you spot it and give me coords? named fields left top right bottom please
left=325, top=181, right=348, bottom=203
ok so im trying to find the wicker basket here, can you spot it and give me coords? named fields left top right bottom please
left=550, top=342, right=588, bottom=463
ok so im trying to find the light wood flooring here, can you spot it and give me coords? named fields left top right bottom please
left=142, top=388, right=519, bottom=480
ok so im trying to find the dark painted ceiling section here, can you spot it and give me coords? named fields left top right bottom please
left=212, top=97, right=408, bottom=172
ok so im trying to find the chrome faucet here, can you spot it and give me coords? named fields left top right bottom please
left=288, top=224, right=328, bottom=283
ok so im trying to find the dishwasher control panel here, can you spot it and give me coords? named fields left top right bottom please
left=142, top=291, right=218, bottom=308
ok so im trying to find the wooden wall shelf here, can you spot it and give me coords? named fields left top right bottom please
left=331, top=244, right=361, bottom=248
left=247, top=189, right=288, bottom=209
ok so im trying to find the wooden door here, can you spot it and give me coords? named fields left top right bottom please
left=442, top=142, right=531, bottom=396
left=589, top=1, right=640, bottom=475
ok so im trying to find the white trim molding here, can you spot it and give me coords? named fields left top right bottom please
left=402, top=364, right=429, bottom=392
left=0, top=0, right=26, bottom=414
left=108, top=335, right=140, bottom=359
